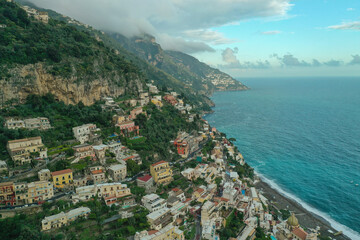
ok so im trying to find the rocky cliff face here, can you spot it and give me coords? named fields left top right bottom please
left=1, top=63, right=143, bottom=105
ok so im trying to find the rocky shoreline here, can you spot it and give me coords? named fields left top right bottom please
left=255, top=179, right=351, bottom=240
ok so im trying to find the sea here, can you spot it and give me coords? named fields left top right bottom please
left=204, top=77, right=360, bottom=239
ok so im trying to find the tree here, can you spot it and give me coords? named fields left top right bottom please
left=126, top=159, right=140, bottom=176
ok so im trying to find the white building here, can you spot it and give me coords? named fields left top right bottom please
left=142, top=194, right=167, bottom=212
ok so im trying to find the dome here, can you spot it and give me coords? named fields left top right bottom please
left=287, top=213, right=299, bottom=227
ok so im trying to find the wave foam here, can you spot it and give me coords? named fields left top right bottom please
left=255, top=171, right=360, bottom=240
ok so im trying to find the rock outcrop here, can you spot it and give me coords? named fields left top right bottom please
left=1, top=63, right=143, bottom=105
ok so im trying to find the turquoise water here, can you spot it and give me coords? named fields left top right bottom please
left=205, top=77, right=360, bottom=238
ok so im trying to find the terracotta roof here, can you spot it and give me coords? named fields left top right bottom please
left=92, top=169, right=103, bottom=174
left=51, top=169, right=72, bottom=176
left=220, top=197, right=229, bottom=202
left=292, top=227, right=307, bottom=240
left=172, top=188, right=181, bottom=192
left=151, top=160, right=168, bottom=167
left=123, top=156, right=135, bottom=161
left=195, top=188, right=204, bottom=193
left=137, top=175, right=152, bottom=182
left=148, top=230, right=158, bottom=235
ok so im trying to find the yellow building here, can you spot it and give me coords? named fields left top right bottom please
left=151, top=99, right=163, bottom=107
left=7, top=137, right=47, bottom=165
left=15, top=181, right=54, bottom=205
left=150, top=161, right=173, bottom=185
left=52, top=169, right=73, bottom=189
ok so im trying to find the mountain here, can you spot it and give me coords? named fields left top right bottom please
left=0, top=0, right=145, bottom=106
left=111, top=33, right=248, bottom=95
left=2, top=0, right=246, bottom=110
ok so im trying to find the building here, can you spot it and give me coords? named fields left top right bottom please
left=147, top=208, right=173, bottom=230
left=108, top=164, right=127, bottom=181
left=150, top=161, right=173, bottom=185
left=169, top=188, right=186, bottom=202
left=202, top=220, right=218, bottom=240
left=151, top=98, right=163, bottom=108
left=4, top=118, right=25, bottom=129
left=163, top=95, right=178, bottom=106
left=4, top=117, right=51, bottom=130
left=90, top=168, right=106, bottom=184
left=147, top=84, right=159, bottom=94
left=173, top=132, right=200, bottom=158
left=73, top=176, right=87, bottom=187
left=134, top=224, right=184, bottom=240
left=15, top=181, right=54, bottom=205
left=34, top=11, right=49, bottom=23
left=7, top=137, right=47, bottom=165
left=181, top=168, right=197, bottom=180
left=24, top=117, right=51, bottom=130
left=73, top=183, right=131, bottom=206
left=41, top=207, right=91, bottom=231
left=73, top=144, right=95, bottom=160
left=116, top=120, right=139, bottom=136
left=0, top=182, right=15, bottom=206
left=137, top=175, right=154, bottom=190
left=93, top=144, right=108, bottom=163
left=98, top=183, right=131, bottom=206
left=130, top=107, right=144, bottom=119
left=38, top=169, right=51, bottom=181
left=142, top=194, right=167, bottom=212
left=52, top=169, right=73, bottom=189
left=72, top=124, right=99, bottom=144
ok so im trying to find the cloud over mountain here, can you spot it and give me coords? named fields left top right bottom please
left=29, top=0, right=292, bottom=53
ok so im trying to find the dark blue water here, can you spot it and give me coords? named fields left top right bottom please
left=205, top=77, right=360, bottom=238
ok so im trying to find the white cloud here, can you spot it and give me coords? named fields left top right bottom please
left=327, top=21, right=360, bottom=31
left=349, top=54, right=360, bottom=65
left=28, top=0, right=292, bottom=53
left=261, top=30, right=282, bottom=35
left=220, top=48, right=270, bottom=69
left=347, top=8, right=355, bottom=11
left=183, top=29, right=239, bottom=45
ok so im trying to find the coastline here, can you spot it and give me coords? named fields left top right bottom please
left=255, top=175, right=354, bottom=240
left=205, top=89, right=359, bottom=240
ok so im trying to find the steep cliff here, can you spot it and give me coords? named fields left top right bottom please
left=1, top=63, right=143, bottom=105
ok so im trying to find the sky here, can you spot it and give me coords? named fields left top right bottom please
left=29, top=0, right=360, bottom=78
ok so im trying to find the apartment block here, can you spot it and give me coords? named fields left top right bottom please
left=41, top=207, right=91, bottom=231
left=150, top=161, right=173, bottom=185
left=108, top=164, right=127, bottom=181
left=142, top=194, right=167, bottom=212
left=7, top=137, right=47, bottom=165
left=15, top=181, right=54, bottom=205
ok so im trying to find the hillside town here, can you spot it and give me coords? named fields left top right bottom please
left=0, top=82, right=321, bottom=240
